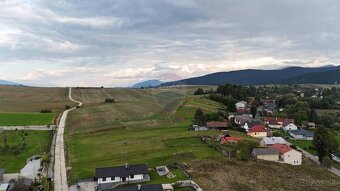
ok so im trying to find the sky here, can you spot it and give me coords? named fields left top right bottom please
left=1, top=0, right=340, bottom=87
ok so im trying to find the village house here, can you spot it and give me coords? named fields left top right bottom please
left=107, top=184, right=174, bottom=191
left=282, top=121, right=298, bottom=132
left=206, top=121, right=228, bottom=130
left=269, top=144, right=302, bottom=165
left=95, top=164, right=149, bottom=190
left=264, top=117, right=285, bottom=125
left=191, top=125, right=208, bottom=131
left=220, top=136, right=243, bottom=144
left=289, top=129, right=314, bottom=140
left=252, top=148, right=280, bottom=162
left=243, top=120, right=262, bottom=131
left=235, top=101, right=247, bottom=109
left=260, top=137, right=286, bottom=147
left=247, top=125, right=268, bottom=138
left=234, top=114, right=253, bottom=126
left=307, top=122, right=316, bottom=129
left=268, top=120, right=282, bottom=129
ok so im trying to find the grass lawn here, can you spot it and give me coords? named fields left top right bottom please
left=0, top=112, right=56, bottom=126
left=289, top=140, right=316, bottom=155
left=0, top=130, right=53, bottom=173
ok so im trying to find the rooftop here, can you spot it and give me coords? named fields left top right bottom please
left=95, top=164, right=148, bottom=178
left=253, top=148, right=279, bottom=155
left=289, top=129, right=314, bottom=137
left=248, top=125, right=267, bottom=133
left=269, top=144, right=293, bottom=154
left=206, top=121, right=227, bottom=128
left=261, top=137, right=286, bottom=145
left=108, top=184, right=164, bottom=191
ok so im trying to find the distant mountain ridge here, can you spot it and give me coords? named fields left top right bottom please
left=0, top=79, right=20, bottom=86
left=280, top=69, right=340, bottom=84
left=131, top=79, right=163, bottom=88
left=162, top=65, right=340, bottom=86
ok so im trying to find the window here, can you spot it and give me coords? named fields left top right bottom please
left=111, top=177, right=115, bottom=181
left=102, top=177, right=106, bottom=182
left=130, top=175, right=135, bottom=179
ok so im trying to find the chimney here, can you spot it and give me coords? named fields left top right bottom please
left=137, top=184, right=141, bottom=191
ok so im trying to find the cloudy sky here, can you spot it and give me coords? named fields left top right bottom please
left=1, top=0, right=340, bottom=87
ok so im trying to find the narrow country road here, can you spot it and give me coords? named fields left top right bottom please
left=54, top=88, right=82, bottom=191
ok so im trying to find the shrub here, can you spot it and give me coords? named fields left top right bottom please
left=40, top=109, right=52, bottom=113
left=105, top=98, right=115, bottom=103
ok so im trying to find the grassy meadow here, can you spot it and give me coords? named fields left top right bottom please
left=0, top=112, right=56, bottom=126
left=0, top=130, right=53, bottom=173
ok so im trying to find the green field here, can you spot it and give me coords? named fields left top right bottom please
left=0, top=112, right=56, bottom=126
left=288, top=140, right=316, bottom=155
left=0, top=130, right=53, bottom=173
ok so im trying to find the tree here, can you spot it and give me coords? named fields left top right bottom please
left=309, top=109, right=318, bottom=123
left=312, top=126, right=339, bottom=163
left=194, top=109, right=206, bottom=126
left=250, top=105, right=257, bottom=118
left=194, top=88, right=205, bottom=95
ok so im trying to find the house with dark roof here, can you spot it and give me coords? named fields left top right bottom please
left=95, top=164, right=149, bottom=190
left=289, top=129, right=314, bottom=140
left=260, top=137, right=286, bottom=147
left=252, top=148, right=279, bottom=162
left=206, top=121, right=227, bottom=130
left=282, top=121, right=298, bottom=132
left=107, top=184, right=173, bottom=191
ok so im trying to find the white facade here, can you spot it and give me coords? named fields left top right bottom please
left=98, top=174, right=144, bottom=184
left=283, top=123, right=298, bottom=132
left=282, top=150, right=302, bottom=165
left=236, top=101, right=247, bottom=109
left=268, top=124, right=282, bottom=129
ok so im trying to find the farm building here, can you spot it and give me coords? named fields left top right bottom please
left=260, top=137, right=286, bottom=147
left=282, top=121, right=298, bottom=132
left=95, top=164, right=149, bottom=190
left=289, top=129, right=314, bottom=140
left=269, top=144, right=302, bottom=165
left=252, top=148, right=279, bottom=162
left=247, top=125, right=267, bottom=138
left=206, top=121, right=227, bottom=130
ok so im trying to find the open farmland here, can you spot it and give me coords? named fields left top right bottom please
left=0, top=86, right=76, bottom=112
left=0, top=112, right=56, bottom=126
left=0, top=130, right=53, bottom=173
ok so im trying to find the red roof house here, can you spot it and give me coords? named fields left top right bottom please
left=206, top=121, right=228, bottom=130
left=269, top=143, right=292, bottom=154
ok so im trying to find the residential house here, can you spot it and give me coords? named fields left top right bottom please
left=247, top=125, right=267, bottom=138
left=307, top=122, right=316, bottom=129
left=260, top=137, right=286, bottom=147
left=108, top=184, right=173, bottom=191
left=235, top=101, right=247, bottom=109
left=95, top=164, right=149, bottom=190
left=282, top=121, right=298, bottom=132
left=220, top=136, right=243, bottom=144
left=268, top=120, right=282, bottom=129
left=264, top=117, right=285, bottom=125
left=234, top=115, right=253, bottom=126
left=191, top=125, right=208, bottom=131
left=289, top=130, right=314, bottom=140
left=206, top=121, right=228, bottom=130
left=252, top=148, right=279, bottom=162
left=269, top=144, right=302, bottom=165
left=243, top=120, right=262, bottom=131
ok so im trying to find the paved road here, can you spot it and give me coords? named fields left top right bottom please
left=287, top=141, right=340, bottom=177
left=54, top=88, right=82, bottom=191
left=0, top=125, right=55, bottom=131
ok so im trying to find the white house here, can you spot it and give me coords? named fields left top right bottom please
left=95, top=164, right=149, bottom=190
left=109, top=184, right=174, bottom=191
left=289, top=129, right=314, bottom=140
left=235, top=101, right=247, bottom=109
left=269, top=144, right=302, bottom=165
left=282, top=122, right=298, bottom=132
left=260, top=137, right=286, bottom=147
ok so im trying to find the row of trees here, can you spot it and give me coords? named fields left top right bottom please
left=313, top=126, right=339, bottom=165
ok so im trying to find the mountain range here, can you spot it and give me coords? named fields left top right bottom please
left=0, top=79, right=20, bottom=86
left=131, top=79, right=163, bottom=88
left=161, top=65, right=340, bottom=86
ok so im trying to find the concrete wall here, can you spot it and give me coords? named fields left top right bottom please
left=256, top=154, right=279, bottom=162
left=283, top=150, right=302, bottom=165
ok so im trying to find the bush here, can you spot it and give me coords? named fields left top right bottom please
left=105, top=98, right=115, bottom=103
left=40, top=109, right=52, bottom=113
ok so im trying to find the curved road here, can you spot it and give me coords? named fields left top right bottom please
left=54, top=88, right=82, bottom=191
